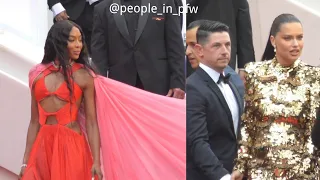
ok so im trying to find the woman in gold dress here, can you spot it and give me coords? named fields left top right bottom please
left=231, top=14, right=320, bottom=179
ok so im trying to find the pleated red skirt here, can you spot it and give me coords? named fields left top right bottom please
left=21, top=125, right=96, bottom=180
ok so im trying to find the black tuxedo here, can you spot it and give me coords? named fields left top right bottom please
left=48, top=0, right=86, bottom=20
left=186, top=67, right=244, bottom=180
left=186, top=0, right=255, bottom=75
left=91, top=0, right=185, bottom=95
left=173, top=0, right=183, bottom=29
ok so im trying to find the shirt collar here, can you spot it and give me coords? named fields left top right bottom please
left=199, top=63, right=224, bottom=83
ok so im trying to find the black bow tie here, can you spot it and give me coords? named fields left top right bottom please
left=217, top=73, right=231, bottom=84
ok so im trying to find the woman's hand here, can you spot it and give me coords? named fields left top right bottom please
left=231, top=170, right=243, bottom=180
left=91, top=163, right=103, bottom=180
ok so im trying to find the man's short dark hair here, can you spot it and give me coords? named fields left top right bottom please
left=187, top=20, right=211, bottom=30
left=196, top=20, right=229, bottom=45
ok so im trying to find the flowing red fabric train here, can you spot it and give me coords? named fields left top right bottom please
left=27, top=63, right=186, bottom=180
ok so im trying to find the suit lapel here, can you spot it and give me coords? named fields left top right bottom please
left=112, top=0, right=133, bottom=46
left=196, top=68, right=236, bottom=138
left=134, top=0, right=150, bottom=45
left=227, top=80, right=243, bottom=137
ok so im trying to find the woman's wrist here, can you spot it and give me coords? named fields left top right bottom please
left=93, top=159, right=101, bottom=165
left=93, top=162, right=101, bottom=165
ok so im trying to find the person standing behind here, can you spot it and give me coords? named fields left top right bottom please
left=173, top=0, right=183, bottom=30
left=47, top=0, right=101, bottom=54
left=187, top=20, right=244, bottom=180
left=91, top=0, right=185, bottom=98
left=186, top=19, right=244, bottom=96
left=187, top=0, right=255, bottom=82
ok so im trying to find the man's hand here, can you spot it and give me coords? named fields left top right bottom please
left=231, top=170, right=243, bottom=180
left=166, top=88, right=185, bottom=99
left=55, top=10, right=69, bottom=21
left=238, top=70, right=246, bottom=84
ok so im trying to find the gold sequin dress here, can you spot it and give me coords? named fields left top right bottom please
left=234, top=58, right=320, bottom=179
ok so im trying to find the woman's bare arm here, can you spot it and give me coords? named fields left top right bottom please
left=22, top=88, right=40, bottom=164
left=82, top=71, right=101, bottom=165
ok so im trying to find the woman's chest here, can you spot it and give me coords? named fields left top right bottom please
left=252, top=75, right=312, bottom=117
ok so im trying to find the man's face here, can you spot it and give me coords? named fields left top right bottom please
left=195, top=32, right=231, bottom=72
left=186, top=27, right=200, bottom=69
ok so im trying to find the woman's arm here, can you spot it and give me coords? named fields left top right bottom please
left=311, top=69, right=320, bottom=148
left=312, top=110, right=320, bottom=148
left=22, top=88, right=40, bottom=164
left=233, top=65, right=256, bottom=176
left=82, top=72, right=101, bottom=166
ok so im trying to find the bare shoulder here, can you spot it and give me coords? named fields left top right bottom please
left=29, top=63, right=49, bottom=89
left=73, top=68, right=94, bottom=90
left=29, top=73, right=43, bottom=92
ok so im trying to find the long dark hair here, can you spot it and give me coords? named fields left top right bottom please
left=261, top=14, right=301, bottom=61
left=41, top=20, right=96, bottom=101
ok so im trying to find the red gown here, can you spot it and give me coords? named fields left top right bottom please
left=22, top=64, right=95, bottom=180
left=23, top=62, right=186, bottom=180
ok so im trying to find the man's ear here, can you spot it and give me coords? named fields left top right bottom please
left=193, top=44, right=204, bottom=59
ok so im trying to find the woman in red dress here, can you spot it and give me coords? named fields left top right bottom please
left=19, top=20, right=103, bottom=180
left=18, top=20, right=186, bottom=180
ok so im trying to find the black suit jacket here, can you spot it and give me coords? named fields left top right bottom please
left=173, top=0, right=183, bottom=29
left=91, top=0, right=185, bottom=95
left=186, top=67, right=244, bottom=180
left=47, top=0, right=87, bottom=20
left=187, top=0, right=255, bottom=70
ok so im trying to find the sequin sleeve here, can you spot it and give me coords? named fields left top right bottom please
left=311, top=68, right=320, bottom=148
left=233, top=62, right=257, bottom=174
left=308, top=67, right=320, bottom=150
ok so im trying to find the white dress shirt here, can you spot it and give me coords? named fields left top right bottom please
left=51, top=0, right=99, bottom=17
left=199, top=63, right=239, bottom=180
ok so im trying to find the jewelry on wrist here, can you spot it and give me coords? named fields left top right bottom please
left=21, top=164, right=27, bottom=168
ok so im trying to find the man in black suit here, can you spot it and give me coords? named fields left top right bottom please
left=47, top=0, right=101, bottom=54
left=186, top=19, right=245, bottom=97
left=186, top=0, right=255, bottom=81
left=186, top=21, right=244, bottom=180
left=173, top=0, right=183, bottom=29
left=91, top=0, right=185, bottom=98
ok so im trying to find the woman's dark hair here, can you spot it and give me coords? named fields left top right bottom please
left=41, top=20, right=96, bottom=101
left=261, top=14, right=301, bottom=61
